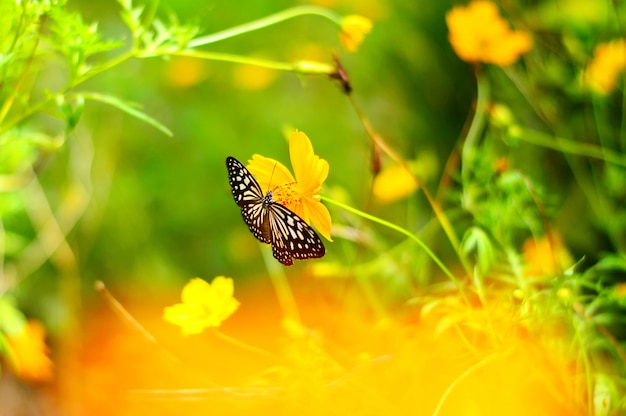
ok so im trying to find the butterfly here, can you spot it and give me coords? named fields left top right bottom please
left=226, top=156, right=325, bottom=266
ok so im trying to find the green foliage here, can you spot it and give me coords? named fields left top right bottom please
left=48, top=7, right=123, bottom=80
left=0, top=0, right=625, bottom=412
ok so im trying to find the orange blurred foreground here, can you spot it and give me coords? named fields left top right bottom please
left=11, top=277, right=583, bottom=415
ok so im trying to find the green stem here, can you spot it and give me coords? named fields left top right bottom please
left=462, top=65, right=490, bottom=185
left=188, top=5, right=340, bottom=48
left=515, top=127, right=626, bottom=168
left=73, top=51, right=135, bottom=86
left=158, top=49, right=334, bottom=75
left=0, top=14, right=45, bottom=126
left=321, top=196, right=467, bottom=300
left=572, top=315, right=594, bottom=416
left=621, top=83, right=626, bottom=152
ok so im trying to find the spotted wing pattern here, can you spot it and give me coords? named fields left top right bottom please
left=226, top=156, right=325, bottom=265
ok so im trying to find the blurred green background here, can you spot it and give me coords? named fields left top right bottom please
left=25, top=0, right=473, bottom=299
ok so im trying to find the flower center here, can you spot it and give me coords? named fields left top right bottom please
left=272, top=182, right=300, bottom=206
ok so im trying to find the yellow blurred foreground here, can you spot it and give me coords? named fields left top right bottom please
left=9, top=278, right=582, bottom=415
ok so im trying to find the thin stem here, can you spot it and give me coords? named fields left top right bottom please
left=94, top=280, right=182, bottom=365
left=516, top=127, right=626, bottom=167
left=431, top=351, right=501, bottom=416
left=188, top=5, right=340, bottom=48
left=157, top=49, right=334, bottom=75
left=128, top=387, right=282, bottom=398
left=159, top=49, right=292, bottom=71
left=321, top=196, right=467, bottom=302
left=572, top=314, right=594, bottom=416
left=211, top=328, right=281, bottom=363
left=0, top=15, right=46, bottom=126
left=348, top=96, right=469, bottom=274
left=621, top=82, right=626, bottom=152
left=73, top=51, right=135, bottom=86
left=502, top=66, right=550, bottom=125
left=461, top=65, right=490, bottom=185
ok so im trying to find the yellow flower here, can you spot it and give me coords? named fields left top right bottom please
left=446, top=1, right=532, bottom=66
left=163, top=277, right=240, bottom=336
left=6, top=320, right=53, bottom=382
left=339, top=15, right=373, bottom=52
left=372, top=164, right=418, bottom=203
left=584, top=39, right=626, bottom=95
left=522, top=231, right=573, bottom=278
left=247, top=130, right=333, bottom=241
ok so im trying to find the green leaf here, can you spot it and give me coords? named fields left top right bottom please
left=461, top=227, right=495, bottom=275
left=80, top=92, right=172, bottom=136
left=58, top=94, right=85, bottom=132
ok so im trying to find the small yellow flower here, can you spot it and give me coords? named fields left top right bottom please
left=247, top=130, right=333, bottom=241
left=372, top=164, right=418, bottom=203
left=166, top=56, right=209, bottom=87
left=163, top=277, right=240, bottom=336
left=584, top=39, right=626, bottom=95
left=446, top=1, right=532, bottom=66
left=557, top=287, right=572, bottom=299
left=339, top=15, right=373, bottom=52
left=6, top=320, right=53, bottom=382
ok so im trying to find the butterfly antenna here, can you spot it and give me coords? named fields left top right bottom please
left=267, top=161, right=278, bottom=192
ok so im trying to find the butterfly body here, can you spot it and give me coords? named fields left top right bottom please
left=226, top=156, right=325, bottom=266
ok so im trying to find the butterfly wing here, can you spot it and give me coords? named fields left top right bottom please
left=226, top=156, right=264, bottom=206
left=226, top=157, right=271, bottom=244
left=240, top=201, right=271, bottom=244
left=267, top=203, right=325, bottom=266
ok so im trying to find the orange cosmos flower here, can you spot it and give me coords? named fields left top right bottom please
left=6, top=320, right=53, bottom=382
left=584, top=39, right=626, bottom=95
left=522, top=231, right=573, bottom=279
left=339, top=15, right=373, bottom=52
left=163, top=277, right=240, bottom=336
left=446, top=1, right=532, bottom=66
left=247, top=130, right=333, bottom=241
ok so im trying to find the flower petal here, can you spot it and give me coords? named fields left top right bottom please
left=304, top=196, right=333, bottom=241
left=210, top=276, right=234, bottom=299
left=446, top=1, right=531, bottom=66
left=210, top=276, right=240, bottom=320
left=340, top=15, right=373, bottom=52
left=290, top=130, right=328, bottom=192
left=164, top=277, right=240, bottom=335
left=163, top=303, right=205, bottom=336
left=181, top=278, right=212, bottom=306
left=247, top=154, right=295, bottom=192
